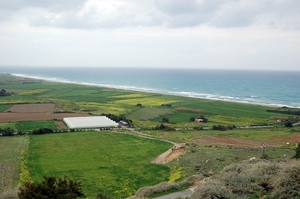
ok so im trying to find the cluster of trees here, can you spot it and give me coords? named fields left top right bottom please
left=267, top=107, right=300, bottom=115
left=0, top=89, right=11, bottom=96
left=18, top=176, right=114, bottom=199
left=31, top=128, right=54, bottom=134
left=212, top=125, right=235, bottom=131
left=161, top=104, right=172, bottom=107
left=18, top=176, right=86, bottom=199
left=101, top=113, right=133, bottom=127
left=0, top=127, right=15, bottom=136
left=153, top=123, right=174, bottom=131
left=284, top=116, right=300, bottom=127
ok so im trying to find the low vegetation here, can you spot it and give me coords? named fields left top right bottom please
left=191, top=159, right=300, bottom=199
left=134, top=175, right=202, bottom=198
left=18, top=176, right=85, bottom=199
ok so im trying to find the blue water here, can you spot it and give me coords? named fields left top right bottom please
left=0, top=66, right=299, bottom=108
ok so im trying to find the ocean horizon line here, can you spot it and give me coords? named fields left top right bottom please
left=1, top=65, right=300, bottom=72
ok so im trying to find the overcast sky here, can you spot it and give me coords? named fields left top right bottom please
left=0, top=0, right=299, bottom=70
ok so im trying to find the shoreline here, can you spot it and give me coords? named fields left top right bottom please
left=6, top=73, right=299, bottom=109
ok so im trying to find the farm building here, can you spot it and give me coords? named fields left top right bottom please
left=63, top=116, right=118, bottom=129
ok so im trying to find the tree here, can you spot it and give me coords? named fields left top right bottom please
left=18, top=176, right=85, bottom=199
left=284, top=121, right=293, bottom=127
left=162, top=117, right=169, bottom=123
left=1, top=127, right=15, bottom=136
left=294, top=143, right=300, bottom=159
left=31, top=128, right=54, bottom=134
left=189, top=117, right=196, bottom=122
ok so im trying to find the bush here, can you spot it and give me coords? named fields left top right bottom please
left=1, top=127, right=15, bottom=136
left=18, top=176, right=85, bottom=199
left=190, top=159, right=300, bottom=199
left=284, top=121, right=293, bottom=127
left=31, top=128, right=53, bottom=135
left=162, top=117, right=169, bottom=123
left=135, top=175, right=202, bottom=197
left=95, top=193, right=112, bottom=199
left=191, top=181, right=234, bottom=199
left=294, top=143, right=300, bottom=159
left=270, top=160, right=300, bottom=199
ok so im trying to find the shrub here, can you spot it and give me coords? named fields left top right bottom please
left=95, top=193, right=112, bottom=199
left=18, top=176, right=85, bottom=199
left=162, top=117, right=169, bottom=123
left=191, top=181, right=234, bottom=199
left=1, top=127, right=15, bottom=136
left=190, top=159, right=300, bottom=199
left=293, top=143, right=300, bottom=159
left=135, top=175, right=202, bottom=198
left=270, top=160, right=300, bottom=199
left=284, top=121, right=293, bottom=127
left=31, top=128, right=53, bottom=135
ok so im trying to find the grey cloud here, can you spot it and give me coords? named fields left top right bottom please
left=0, top=0, right=86, bottom=11
left=2, top=0, right=299, bottom=30
left=155, top=0, right=200, bottom=16
left=0, top=0, right=86, bottom=22
left=30, top=5, right=164, bottom=30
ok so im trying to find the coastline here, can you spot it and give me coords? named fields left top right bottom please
left=7, top=72, right=298, bottom=109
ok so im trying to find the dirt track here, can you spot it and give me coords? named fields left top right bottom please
left=151, top=144, right=187, bottom=164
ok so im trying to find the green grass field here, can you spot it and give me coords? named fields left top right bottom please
left=0, top=123, right=16, bottom=131
left=27, top=132, right=172, bottom=198
left=16, top=121, right=59, bottom=132
left=0, top=104, right=10, bottom=112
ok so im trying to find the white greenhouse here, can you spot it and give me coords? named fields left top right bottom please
left=63, top=116, right=118, bottom=129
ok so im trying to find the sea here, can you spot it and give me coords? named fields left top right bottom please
left=0, top=66, right=299, bottom=108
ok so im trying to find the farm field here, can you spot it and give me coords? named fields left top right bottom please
left=0, top=73, right=299, bottom=198
left=27, top=131, right=172, bottom=198
left=0, top=112, right=89, bottom=123
left=0, top=74, right=293, bottom=128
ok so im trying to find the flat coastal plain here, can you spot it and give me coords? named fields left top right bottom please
left=0, top=74, right=299, bottom=198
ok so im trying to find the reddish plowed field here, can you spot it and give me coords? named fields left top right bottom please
left=269, top=134, right=300, bottom=144
left=0, top=112, right=89, bottom=122
left=55, top=121, right=68, bottom=129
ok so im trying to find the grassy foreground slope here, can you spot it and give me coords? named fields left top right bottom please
left=27, top=131, right=172, bottom=198
left=0, top=136, right=28, bottom=193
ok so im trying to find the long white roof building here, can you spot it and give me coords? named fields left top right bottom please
left=63, top=116, right=118, bottom=129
